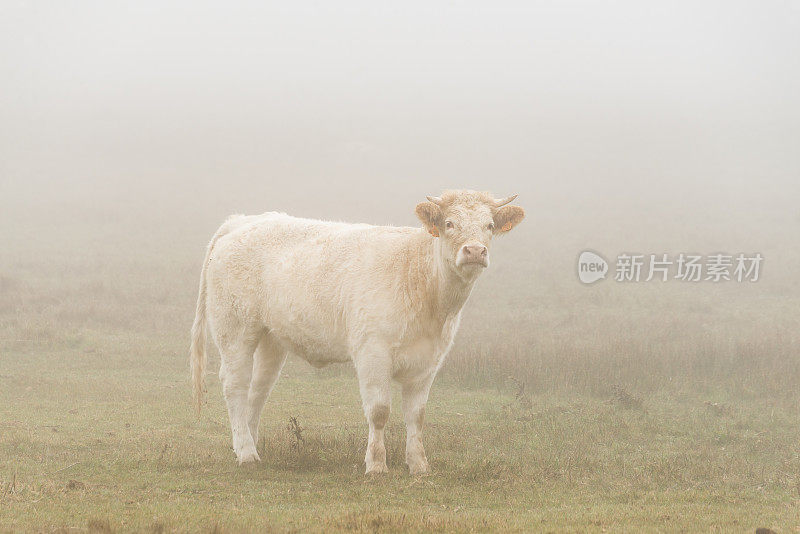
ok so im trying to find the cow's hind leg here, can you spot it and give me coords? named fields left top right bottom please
left=217, top=329, right=262, bottom=465
left=247, top=334, right=288, bottom=445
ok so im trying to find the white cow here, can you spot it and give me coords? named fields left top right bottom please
left=189, top=190, right=524, bottom=474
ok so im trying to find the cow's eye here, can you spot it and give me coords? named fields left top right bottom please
left=445, top=221, right=454, bottom=230
left=487, top=222, right=495, bottom=231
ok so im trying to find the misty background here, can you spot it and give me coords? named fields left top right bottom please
left=1, top=1, right=799, bottom=390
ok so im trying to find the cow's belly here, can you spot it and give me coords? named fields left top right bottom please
left=261, top=281, right=352, bottom=366
left=270, top=323, right=351, bottom=368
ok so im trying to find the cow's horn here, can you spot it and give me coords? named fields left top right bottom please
left=492, top=194, right=518, bottom=208
left=426, top=196, right=445, bottom=206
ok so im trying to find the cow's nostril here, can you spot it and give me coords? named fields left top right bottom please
left=462, top=245, right=487, bottom=258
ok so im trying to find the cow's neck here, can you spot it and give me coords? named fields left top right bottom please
left=429, top=237, right=478, bottom=319
left=402, top=231, right=478, bottom=328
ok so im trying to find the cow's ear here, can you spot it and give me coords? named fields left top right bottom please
left=493, top=205, right=525, bottom=234
left=415, top=202, right=443, bottom=237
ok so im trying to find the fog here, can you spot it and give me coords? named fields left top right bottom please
left=1, top=1, right=799, bottom=338
left=2, top=1, right=799, bottom=225
left=3, top=1, right=799, bottom=352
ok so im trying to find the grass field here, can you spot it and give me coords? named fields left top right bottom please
left=3, top=342, right=800, bottom=532
left=1, top=197, right=799, bottom=532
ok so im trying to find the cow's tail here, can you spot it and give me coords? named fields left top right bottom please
left=190, top=216, right=241, bottom=413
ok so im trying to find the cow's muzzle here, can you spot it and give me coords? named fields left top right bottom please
left=457, top=243, right=489, bottom=268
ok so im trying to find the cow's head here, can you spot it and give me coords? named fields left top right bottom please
left=415, top=190, right=524, bottom=280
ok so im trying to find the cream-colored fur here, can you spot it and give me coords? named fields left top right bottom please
left=189, top=190, right=524, bottom=473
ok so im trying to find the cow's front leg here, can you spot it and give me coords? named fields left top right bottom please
left=401, top=371, right=436, bottom=475
left=354, top=345, right=392, bottom=474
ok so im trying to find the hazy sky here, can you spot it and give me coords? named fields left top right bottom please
left=1, top=1, right=798, bottom=225
left=3, top=1, right=799, bottom=110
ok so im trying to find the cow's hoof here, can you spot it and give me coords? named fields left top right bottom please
left=365, top=463, right=389, bottom=475
left=408, top=459, right=430, bottom=476
left=237, top=449, right=261, bottom=466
